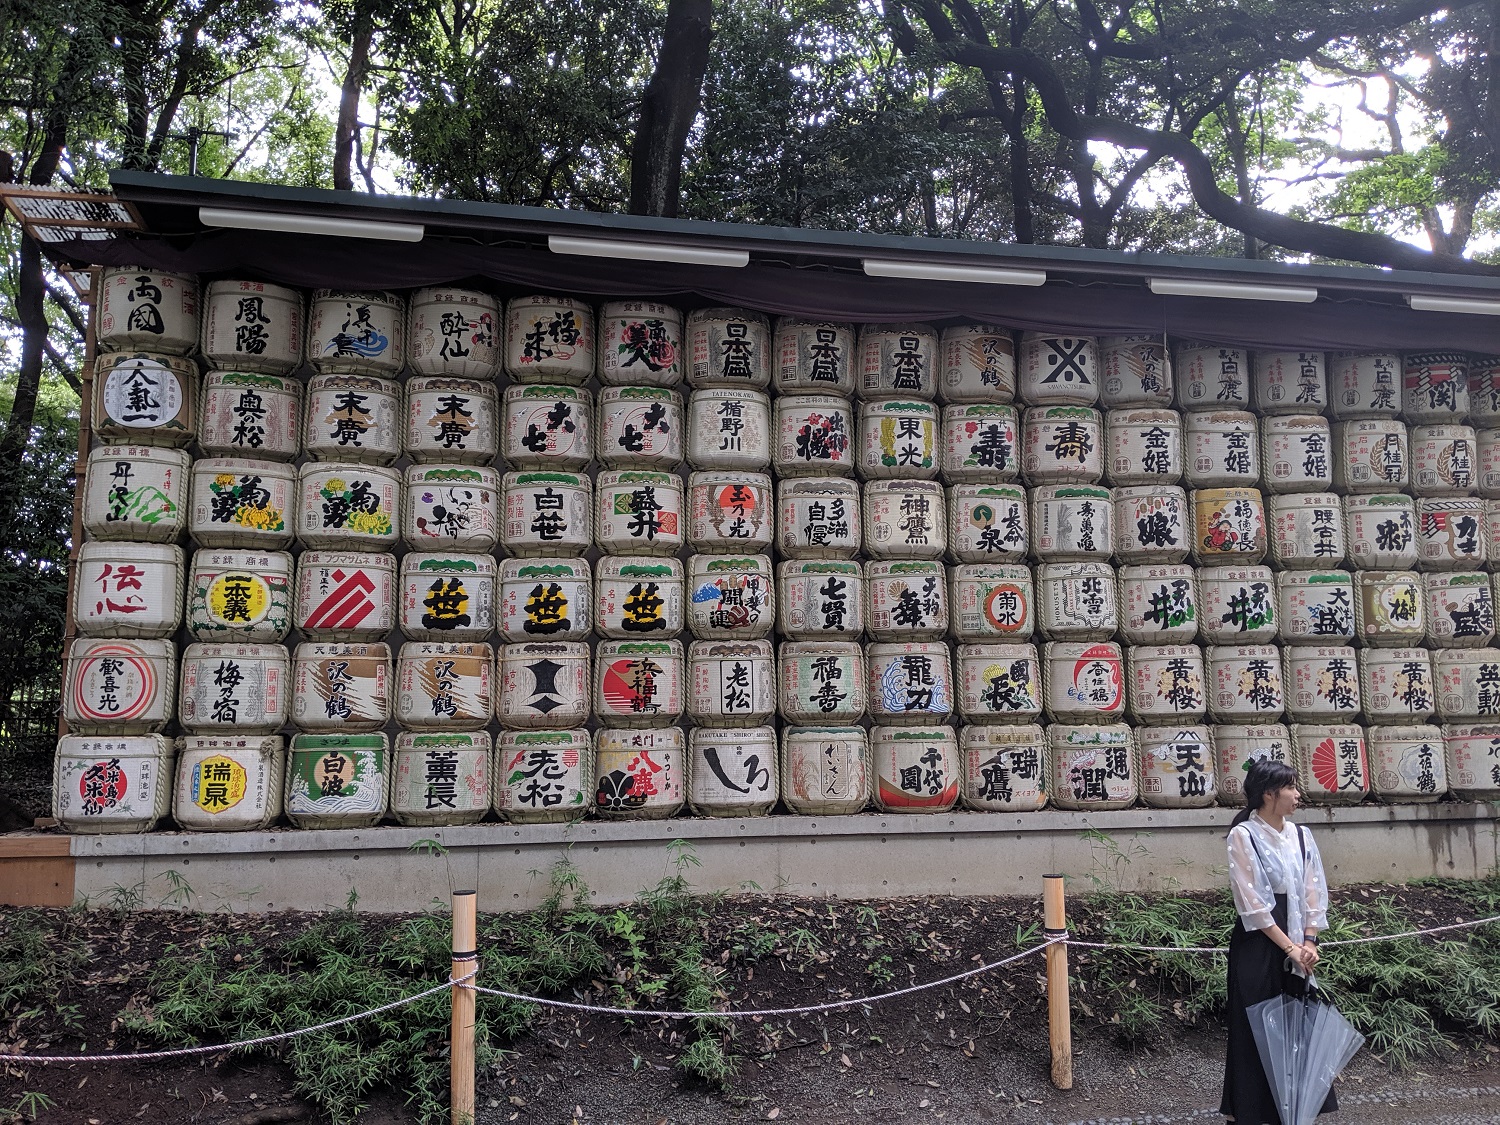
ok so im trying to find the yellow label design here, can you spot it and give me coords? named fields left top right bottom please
left=193, top=755, right=247, bottom=813
left=207, top=572, right=271, bottom=625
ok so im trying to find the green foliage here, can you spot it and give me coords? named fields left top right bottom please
left=0, top=908, right=92, bottom=1041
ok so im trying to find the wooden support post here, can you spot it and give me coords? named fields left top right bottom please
left=451, top=890, right=478, bottom=1125
left=1044, top=873, right=1073, bottom=1090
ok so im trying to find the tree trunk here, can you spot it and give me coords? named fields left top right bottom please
left=334, top=1, right=377, bottom=192
left=629, top=0, right=714, bottom=217
left=1009, top=73, right=1035, bottom=243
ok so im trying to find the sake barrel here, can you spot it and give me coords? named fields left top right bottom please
left=870, top=724, right=959, bottom=812
left=404, top=377, right=499, bottom=464
left=1208, top=645, right=1285, bottom=723
left=1424, top=571, right=1495, bottom=648
left=1137, top=726, right=1217, bottom=808
left=191, top=457, right=296, bottom=549
left=1175, top=342, right=1249, bottom=411
left=199, top=371, right=302, bottom=462
left=502, top=383, right=592, bottom=470
left=1198, top=565, right=1278, bottom=644
left=1269, top=492, right=1347, bottom=570
left=94, top=352, right=197, bottom=446
left=1253, top=350, right=1326, bottom=415
left=956, top=643, right=1043, bottom=723
left=408, top=287, right=501, bottom=380
left=98, top=267, right=198, bottom=355
left=1488, top=500, right=1500, bottom=569
left=687, top=726, right=778, bottom=817
left=1106, top=408, right=1183, bottom=487
left=1017, top=332, right=1098, bottom=407
left=777, top=560, right=863, bottom=641
left=1120, top=564, right=1200, bottom=645
left=775, top=394, right=856, bottom=477
left=83, top=444, right=190, bottom=543
left=404, top=464, right=500, bottom=551
left=596, top=386, right=683, bottom=469
left=1470, top=355, right=1500, bottom=426
left=596, top=556, right=684, bottom=639
left=858, top=398, right=939, bottom=480
left=859, top=322, right=939, bottom=400
left=285, top=733, right=389, bottom=828
left=498, top=557, right=590, bottom=643
left=504, top=295, right=593, bottom=383
left=502, top=471, right=591, bottom=556
left=596, top=469, right=684, bottom=555
left=1214, top=724, right=1293, bottom=806
left=294, top=550, right=396, bottom=640
left=1036, top=562, right=1117, bottom=642
left=1190, top=487, right=1266, bottom=565
left=776, top=318, right=856, bottom=395
left=942, top=324, right=1015, bottom=404
left=598, top=301, right=683, bottom=386
left=187, top=548, right=294, bottom=643
left=779, top=640, right=866, bottom=724
left=1354, top=570, right=1425, bottom=648
left=395, top=641, right=493, bottom=730
left=1368, top=725, right=1446, bottom=802
left=1479, top=429, right=1500, bottom=499
left=687, top=553, right=775, bottom=640
left=781, top=725, right=870, bottom=814
left=400, top=552, right=496, bottom=641
left=685, top=388, right=772, bottom=471
left=179, top=642, right=289, bottom=734
left=1276, top=571, right=1355, bottom=643
left=1443, top=724, right=1500, bottom=801
left=202, top=279, right=302, bottom=374
left=494, top=729, right=591, bottom=823
left=1292, top=724, right=1369, bottom=805
left=303, top=373, right=401, bottom=464
left=54, top=734, right=174, bottom=833
left=1403, top=351, right=1469, bottom=422
left=63, top=638, right=175, bottom=734
left=863, top=479, right=946, bottom=560
left=1329, top=352, right=1402, bottom=419
left=1284, top=646, right=1362, bottom=722
left=393, top=730, right=491, bottom=826
left=496, top=641, right=590, bottom=730
left=1128, top=644, right=1208, bottom=724
left=777, top=476, right=862, bottom=559
left=1262, top=415, right=1333, bottom=494
left=73, top=541, right=184, bottom=639
left=950, top=563, right=1034, bottom=643
left=688, top=307, right=771, bottom=389
left=594, top=727, right=687, bottom=819
left=308, top=290, right=406, bottom=377
left=687, top=471, right=774, bottom=551
left=1435, top=648, right=1500, bottom=722
left=1042, top=641, right=1125, bottom=721
left=595, top=639, right=685, bottom=727
left=297, top=462, right=399, bottom=550
left=1048, top=723, right=1135, bottom=810
left=291, top=641, right=391, bottom=731
left=959, top=723, right=1047, bottom=811
left=1031, top=484, right=1113, bottom=562
left=942, top=404, right=1021, bottom=482
left=688, top=639, right=776, bottom=726
left=1418, top=497, right=1486, bottom=570
left=947, top=483, right=1027, bottom=565
left=1184, top=410, right=1260, bottom=488
left=1412, top=423, right=1478, bottom=497
left=1114, top=485, right=1190, bottom=565
left=1360, top=647, right=1435, bottom=723
left=1021, top=406, right=1104, bottom=484
left=1344, top=494, right=1418, bottom=570
left=1334, top=419, right=1408, bottom=493
left=863, top=560, right=943, bottom=641
left=173, top=735, right=284, bottom=831
left=1099, top=334, right=1171, bottom=409
left=867, top=641, right=953, bottom=724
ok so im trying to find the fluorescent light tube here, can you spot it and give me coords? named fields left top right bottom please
left=862, top=258, right=1047, bottom=286
left=1407, top=294, right=1500, bottom=316
left=548, top=235, right=748, bottom=268
left=1147, top=277, right=1318, bottom=303
left=199, top=206, right=424, bottom=242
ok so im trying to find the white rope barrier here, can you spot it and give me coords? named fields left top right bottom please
left=1064, top=909, right=1500, bottom=956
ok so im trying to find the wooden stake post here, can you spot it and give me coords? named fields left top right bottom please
left=451, top=890, right=477, bottom=1125
left=1043, top=874, right=1073, bottom=1090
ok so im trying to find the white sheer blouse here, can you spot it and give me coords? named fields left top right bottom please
left=1227, top=813, right=1329, bottom=952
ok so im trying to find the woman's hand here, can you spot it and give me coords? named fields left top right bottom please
left=1301, top=941, right=1321, bottom=971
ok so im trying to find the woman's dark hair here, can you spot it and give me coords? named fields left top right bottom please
left=1229, top=759, right=1299, bottom=829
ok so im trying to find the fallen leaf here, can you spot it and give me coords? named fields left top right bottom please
left=840, top=1053, right=852, bottom=1067
left=958, top=1000, right=971, bottom=1013
left=767, top=1109, right=780, bottom=1120
left=919, top=1099, right=931, bottom=1108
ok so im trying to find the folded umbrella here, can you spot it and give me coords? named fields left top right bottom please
left=1247, top=990, right=1365, bottom=1125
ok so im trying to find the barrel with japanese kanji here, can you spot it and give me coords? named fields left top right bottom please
left=1021, top=406, right=1104, bottom=484
left=593, top=727, right=686, bottom=819
left=1175, top=343, right=1249, bottom=411
left=403, top=464, right=500, bottom=552
left=1137, top=726, right=1217, bottom=808
left=596, top=385, right=683, bottom=469
left=595, top=639, right=684, bottom=727
left=99, top=267, right=198, bottom=355
left=395, top=641, right=492, bottom=730
left=688, top=307, right=771, bottom=390
left=504, top=295, right=593, bottom=384
left=294, top=551, right=395, bottom=640
left=870, top=724, right=958, bottom=811
left=190, top=457, right=296, bottom=549
left=776, top=318, right=855, bottom=395
left=781, top=725, right=869, bottom=814
left=1209, top=645, right=1284, bottom=723
left=392, top=730, right=491, bottom=825
left=1017, top=332, right=1098, bottom=407
left=942, top=404, right=1020, bottom=482
left=1114, top=485, right=1189, bottom=565
left=1184, top=409, right=1259, bottom=488
left=1443, top=724, right=1500, bottom=801
left=862, top=479, right=946, bottom=559
left=775, top=394, right=855, bottom=477
left=956, top=643, right=1042, bottom=723
left=1285, top=645, right=1362, bottom=722
left=297, top=462, right=399, bottom=550
left=302, top=373, right=401, bottom=464
left=1292, top=724, right=1368, bottom=805
left=1105, top=408, right=1182, bottom=488
left=1470, top=355, right=1500, bottom=426
left=777, top=560, right=863, bottom=641
left=1036, top=561, right=1117, bottom=641
left=776, top=476, right=861, bottom=559
left=1424, top=571, right=1495, bottom=648
left=1198, top=565, right=1278, bottom=644
left=494, top=729, right=591, bottom=822
left=408, top=287, right=501, bottom=380
left=1276, top=570, right=1355, bottom=643
left=1411, top=423, right=1478, bottom=497
left=858, top=398, right=939, bottom=480
left=688, top=639, right=776, bottom=726
left=173, top=735, right=285, bottom=831
left=94, top=352, right=198, bottom=446
left=399, top=552, right=495, bottom=641
left=502, top=383, right=592, bottom=470
left=597, top=301, right=683, bottom=386
left=83, top=444, right=191, bottom=543
left=685, top=387, right=772, bottom=471
left=502, top=471, right=591, bottom=556
left=687, top=471, right=773, bottom=552
left=1344, top=494, right=1418, bottom=570
left=863, top=560, right=942, bottom=641
left=1262, top=415, right=1332, bottom=494
left=1360, top=647, right=1435, bottom=724
left=1099, top=334, right=1171, bottom=409
left=187, top=548, right=293, bottom=643
left=1253, top=350, right=1326, bottom=415
left=497, top=557, right=589, bottom=643
left=779, top=640, right=865, bottom=723
left=1480, top=429, right=1500, bottom=499
left=404, top=377, right=499, bottom=464
left=958, top=723, right=1046, bottom=811
left=596, top=556, right=683, bottom=639
left=1269, top=492, right=1346, bottom=570
left=1213, top=724, right=1293, bottom=806
left=1334, top=419, right=1408, bottom=493
left=1047, top=723, right=1135, bottom=810
left=948, top=484, right=1027, bottom=565
left=867, top=641, right=952, bottom=724
left=307, top=290, right=405, bottom=377
left=73, top=541, right=183, bottom=639
left=1128, top=644, right=1207, bottom=725
left=1435, top=648, right=1500, bottom=722
left=1367, top=725, right=1446, bottom=802
left=179, top=642, right=289, bottom=734
left=1119, top=564, right=1200, bottom=645
left=1190, top=487, right=1266, bottom=565
left=1487, top=500, right=1500, bottom=569
left=1403, top=351, right=1469, bottom=422
left=54, top=734, right=174, bottom=833
left=687, top=726, right=778, bottom=817
left=858, top=322, right=938, bottom=400
left=687, top=554, right=775, bottom=640
left=1329, top=352, right=1401, bottom=419
left=199, top=370, right=302, bottom=461
left=1418, top=497, right=1487, bottom=570
left=63, top=636, right=176, bottom=735
left=1354, top=570, right=1425, bottom=648
left=284, top=733, right=389, bottom=828
left=596, top=470, right=683, bottom=555
left=942, top=324, right=1015, bottom=404
left=1042, top=640, right=1125, bottom=720
left=290, top=641, right=390, bottom=732
left=496, top=641, right=590, bottom=730
left=202, top=279, right=302, bottom=374
left=1031, top=484, right=1113, bottom=562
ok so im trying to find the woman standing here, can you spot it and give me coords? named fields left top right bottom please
left=1220, top=759, right=1334, bottom=1123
